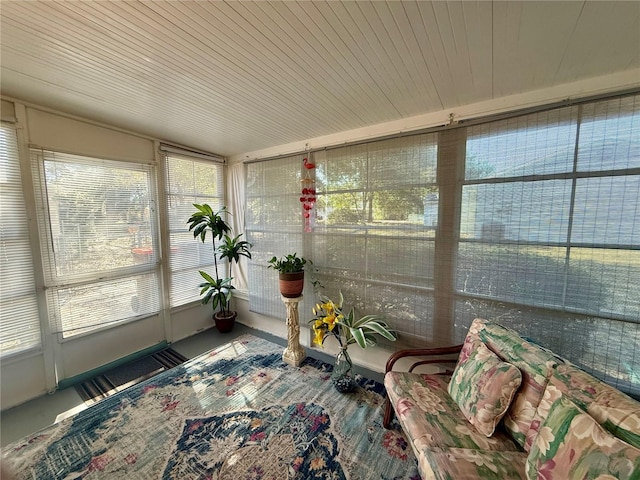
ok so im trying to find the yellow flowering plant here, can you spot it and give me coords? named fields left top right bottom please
left=309, top=291, right=397, bottom=350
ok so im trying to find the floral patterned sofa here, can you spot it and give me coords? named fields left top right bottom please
left=383, top=318, right=640, bottom=479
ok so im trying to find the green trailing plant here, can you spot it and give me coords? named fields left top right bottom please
left=267, top=253, right=307, bottom=273
left=187, top=204, right=252, bottom=317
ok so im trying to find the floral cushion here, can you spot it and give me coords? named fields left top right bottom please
left=384, top=371, right=521, bottom=452
left=447, top=339, right=523, bottom=437
left=476, top=319, right=559, bottom=449
left=418, top=447, right=528, bottom=480
left=525, top=363, right=640, bottom=452
left=526, top=396, right=640, bottom=480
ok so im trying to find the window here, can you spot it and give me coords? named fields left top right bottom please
left=247, top=92, right=639, bottom=397
left=313, top=135, right=439, bottom=345
left=456, top=94, right=640, bottom=395
left=164, top=152, right=225, bottom=307
left=0, top=123, right=41, bottom=356
left=247, top=135, right=439, bottom=345
left=246, top=154, right=306, bottom=318
left=32, top=149, right=161, bottom=337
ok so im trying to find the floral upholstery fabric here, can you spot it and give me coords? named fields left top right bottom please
left=447, top=339, right=522, bottom=437
left=419, top=447, right=528, bottom=480
left=526, top=396, right=640, bottom=480
left=525, top=363, right=640, bottom=451
left=474, top=319, right=559, bottom=449
left=384, top=371, right=520, bottom=452
left=384, top=319, right=640, bottom=480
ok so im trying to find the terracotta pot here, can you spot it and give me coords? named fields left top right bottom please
left=213, top=310, right=237, bottom=333
left=278, top=271, right=304, bottom=298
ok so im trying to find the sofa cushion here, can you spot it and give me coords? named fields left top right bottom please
left=475, top=320, right=559, bottom=449
left=384, top=371, right=521, bottom=452
left=526, top=396, right=640, bottom=480
left=525, top=363, right=640, bottom=451
left=448, top=339, right=522, bottom=437
left=418, top=447, right=528, bottom=480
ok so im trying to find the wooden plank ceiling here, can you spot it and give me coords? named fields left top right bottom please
left=1, top=1, right=639, bottom=157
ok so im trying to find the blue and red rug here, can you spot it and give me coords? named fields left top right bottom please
left=3, top=335, right=419, bottom=479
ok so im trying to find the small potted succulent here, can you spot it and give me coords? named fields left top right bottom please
left=187, top=204, right=251, bottom=332
left=267, top=253, right=307, bottom=298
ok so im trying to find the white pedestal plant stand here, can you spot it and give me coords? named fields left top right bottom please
left=282, top=295, right=306, bottom=367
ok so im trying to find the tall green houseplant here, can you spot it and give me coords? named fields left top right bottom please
left=187, top=203, right=251, bottom=332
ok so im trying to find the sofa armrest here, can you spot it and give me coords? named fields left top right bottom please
left=385, top=344, right=463, bottom=374
left=383, top=344, right=463, bottom=429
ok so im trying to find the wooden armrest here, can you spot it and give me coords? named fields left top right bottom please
left=382, top=343, right=463, bottom=429
left=385, top=344, right=463, bottom=374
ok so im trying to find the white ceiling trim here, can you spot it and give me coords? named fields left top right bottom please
left=231, top=68, right=640, bottom=163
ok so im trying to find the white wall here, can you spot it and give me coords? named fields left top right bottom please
left=234, top=296, right=441, bottom=375
left=1, top=354, right=48, bottom=410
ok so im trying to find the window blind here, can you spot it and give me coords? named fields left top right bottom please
left=31, top=149, right=161, bottom=337
left=164, top=153, right=225, bottom=307
left=247, top=135, right=439, bottom=346
left=456, top=94, right=640, bottom=396
left=246, top=154, right=307, bottom=319
left=0, top=123, right=41, bottom=356
left=313, top=135, right=439, bottom=346
left=246, top=92, right=639, bottom=397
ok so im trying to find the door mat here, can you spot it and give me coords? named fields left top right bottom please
left=75, top=347, right=188, bottom=405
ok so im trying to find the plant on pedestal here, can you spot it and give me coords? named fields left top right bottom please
left=267, top=253, right=307, bottom=298
left=187, top=204, right=251, bottom=333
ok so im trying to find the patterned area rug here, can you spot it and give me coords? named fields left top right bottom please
left=2, top=335, right=419, bottom=479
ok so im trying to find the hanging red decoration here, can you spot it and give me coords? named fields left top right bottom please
left=300, top=153, right=316, bottom=232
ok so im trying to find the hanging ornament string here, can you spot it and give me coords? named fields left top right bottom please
left=300, top=152, right=316, bottom=232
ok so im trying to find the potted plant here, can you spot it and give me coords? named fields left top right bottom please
left=267, top=253, right=307, bottom=298
left=187, top=204, right=252, bottom=333
left=310, top=291, right=396, bottom=392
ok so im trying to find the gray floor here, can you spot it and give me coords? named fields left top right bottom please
left=0, top=324, right=382, bottom=448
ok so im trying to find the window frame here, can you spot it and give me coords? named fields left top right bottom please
left=0, top=122, right=42, bottom=358
left=163, top=151, right=226, bottom=309
left=246, top=91, right=640, bottom=396
left=31, top=148, right=162, bottom=340
left=456, top=99, right=640, bottom=322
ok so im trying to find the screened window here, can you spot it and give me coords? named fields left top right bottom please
left=246, top=92, right=639, bottom=397
left=164, top=153, right=225, bottom=307
left=456, top=94, right=640, bottom=395
left=0, top=124, right=41, bottom=356
left=247, top=135, right=439, bottom=344
left=32, top=149, right=161, bottom=337
left=246, top=154, right=306, bottom=318
left=313, top=135, right=439, bottom=345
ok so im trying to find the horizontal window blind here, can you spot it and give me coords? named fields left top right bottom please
left=0, top=123, right=41, bottom=356
left=32, top=149, right=161, bottom=337
left=164, top=153, right=225, bottom=307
